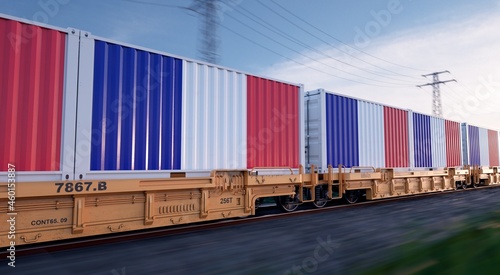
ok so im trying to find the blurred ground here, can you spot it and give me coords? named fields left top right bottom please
left=361, top=212, right=499, bottom=274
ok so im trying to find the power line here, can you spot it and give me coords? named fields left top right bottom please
left=123, top=0, right=420, bottom=87
left=448, top=72, right=500, bottom=105
left=225, top=13, right=417, bottom=86
left=122, top=0, right=183, bottom=9
left=444, top=81, right=499, bottom=113
left=440, top=85, right=471, bottom=107
left=268, top=0, right=430, bottom=74
left=233, top=5, right=420, bottom=85
left=220, top=23, right=414, bottom=88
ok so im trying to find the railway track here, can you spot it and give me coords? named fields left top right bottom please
left=2, top=184, right=498, bottom=259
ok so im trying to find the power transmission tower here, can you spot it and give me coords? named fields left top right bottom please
left=417, top=71, right=456, bottom=118
left=189, top=0, right=219, bottom=64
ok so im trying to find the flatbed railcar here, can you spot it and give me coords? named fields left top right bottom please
left=1, top=165, right=499, bottom=247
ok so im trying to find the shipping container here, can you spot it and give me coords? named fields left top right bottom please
left=323, top=92, right=359, bottom=168
left=74, top=34, right=304, bottom=179
left=461, top=123, right=497, bottom=166
left=247, top=76, right=302, bottom=169
left=498, top=131, right=500, bottom=166
left=430, top=116, right=447, bottom=167
left=357, top=100, right=385, bottom=168
left=488, top=130, right=499, bottom=166
left=383, top=106, right=409, bottom=168
left=0, top=15, right=79, bottom=181
left=6, top=13, right=500, bottom=183
left=411, top=112, right=432, bottom=168
left=305, top=89, right=408, bottom=170
left=445, top=120, right=461, bottom=167
left=408, top=112, right=453, bottom=168
left=479, top=127, right=490, bottom=166
left=304, top=90, right=325, bottom=169
left=306, top=89, right=466, bottom=170
left=89, top=40, right=183, bottom=172
left=182, top=61, right=247, bottom=170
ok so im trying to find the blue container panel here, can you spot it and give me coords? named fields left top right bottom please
left=413, top=113, right=432, bottom=167
left=119, top=47, right=136, bottom=170
left=325, top=94, right=359, bottom=167
left=468, top=125, right=480, bottom=165
left=91, top=41, right=182, bottom=171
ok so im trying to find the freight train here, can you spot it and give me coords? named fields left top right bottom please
left=1, top=14, right=499, bottom=247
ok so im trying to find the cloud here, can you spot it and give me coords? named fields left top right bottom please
left=259, top=7, right=500, bottom=130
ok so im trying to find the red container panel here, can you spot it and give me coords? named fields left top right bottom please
left=445, top=120, right=461, bottom=166
left=488, top=130, right=499, bottom=166
left=383, top=107, right=409, bottom=167
left=0, top=18, right=65, bottom=171
left=247, top=76, right=299, bottom=168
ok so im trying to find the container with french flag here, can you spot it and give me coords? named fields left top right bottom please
left=305, top=89, right=464, bottom=171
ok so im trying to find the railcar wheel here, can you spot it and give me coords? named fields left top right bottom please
left=255, top=198, right=262, bottom=209
left=277, top=196, right=299, bottom=212
left=313, top=186, right=328, bottom=208
left=344, top=190, right=360, bottom=204
left=471, top=181, right=478, bottom=188
left=462, top=182, right=468, bottom=189
left=313, top=198, right=328, bottom=208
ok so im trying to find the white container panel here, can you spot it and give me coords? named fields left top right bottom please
left=430, top=116, right=447, bottom=168
left=182, top=61, right=247, bottom=170
left=479, top=127, right=490, bottom=166
left=305, top=91, right=326, bottom=171
left=358, top=100, right=385, bottom=168
left=461, top=123, right=469, bottom=165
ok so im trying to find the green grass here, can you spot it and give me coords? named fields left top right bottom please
left=362, top=212, right=500, bottom=275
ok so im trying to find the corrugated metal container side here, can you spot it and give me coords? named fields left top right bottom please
left=412, top=113, right=432, bottom=167
left=478, top=127, right=490, bottom=166
left=498, top=131, right=500, bottom=166
left=467, top=125, right=481, bottom=165
left=247, top=76, right=300, bottom=168
left=384, top=107, right=409, bottom=167
left=0, top=17, right=65, bottom=171
left=0, top=16, right=79, bottom=181
left=182, top=61, right=246, bottom=170
left=430, top=116, right=447, bottom=167
left=90, top=40, right=183, bottom=171
left=489, top=130, right=499, bottom=166
left=324, top=94, right=359, bottom=168
left=304, top=92, right=326, bottom=170
left=445, top=120, right=461, bottom=166
left=461, top=123, right=469, bottom=165
left=357, top=100, right=385, bottom=168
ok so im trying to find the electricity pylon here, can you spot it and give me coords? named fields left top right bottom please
left=417, top=71, right=456, bottom=118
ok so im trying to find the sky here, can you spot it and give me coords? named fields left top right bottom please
left=1, top=0, right=499, bottom=130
